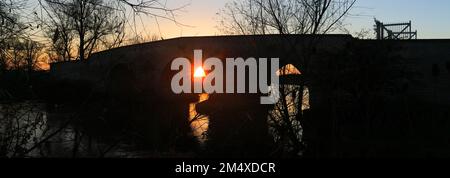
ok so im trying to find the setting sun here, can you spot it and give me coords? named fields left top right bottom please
left=194, top=66, right=206, bottom=78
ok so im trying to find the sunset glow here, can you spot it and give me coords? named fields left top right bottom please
left=194, top=66, right=206, bottom=78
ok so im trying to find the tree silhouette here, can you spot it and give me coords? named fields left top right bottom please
left=37, top=0, right=186, bottom=61
left=217, top=0, right=356, bottom=156
left=218, top=0, right=356, bottom=35
left=0, top=0, right=29, bottom=71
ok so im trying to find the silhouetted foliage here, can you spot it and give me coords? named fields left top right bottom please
left=38, top=0, right=127, bottom=61
left=0, top=0, right=43, bottom=72
left=218, top=0, right=356, bottom=35
left=217, top=0, right=356, bottom=157
left=36, top=0, right=186, bottom=62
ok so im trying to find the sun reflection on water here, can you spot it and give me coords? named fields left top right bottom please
left=189, top=94, right=209, bottom=143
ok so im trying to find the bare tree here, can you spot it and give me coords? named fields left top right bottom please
left=22, top=39, right=43, bottom=72
left=0, top=0, right=29, bottom=71
left=37, top=0, right=126, bottom=61
left=217, top=0, right=356, bottom=156
left=218, top=0, right=356, bottom=35
left=37, top=0, right=186, bottom=62
left=0, top=102, right=48, bottom=157
left=38, top=0, right=75, bottom=62
left=0, top=38, right=42, bottom=72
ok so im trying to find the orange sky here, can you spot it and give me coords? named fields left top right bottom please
left=28, top=0, right=450, bottom=70
left=135, top=0, right=450, bottom=39
left=133, top=0, right=231, bottom=39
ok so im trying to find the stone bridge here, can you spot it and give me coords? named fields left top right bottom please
left=50, top=34, right=450, bottom=106
left=49, top=34, right=450, bottom=157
